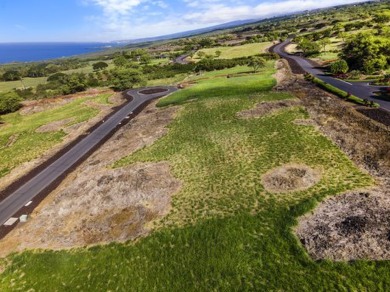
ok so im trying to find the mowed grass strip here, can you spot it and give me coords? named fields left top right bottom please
left=1, top=64, right=384, bottom=291
left=0, top=93, right=111, bottom=178
left=157, top=64, right=276, bottom=107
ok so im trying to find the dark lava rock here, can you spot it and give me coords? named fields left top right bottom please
left=336, top=216, right=367, bottom=236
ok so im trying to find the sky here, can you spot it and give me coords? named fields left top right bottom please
left=0, top=0, right=369, bottom=42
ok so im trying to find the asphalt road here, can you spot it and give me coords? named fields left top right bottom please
left=273, top=40, right=390, bottom=112
left=0, top=86, right=177, bottom=227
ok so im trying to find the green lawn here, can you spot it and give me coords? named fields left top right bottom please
left=0, top=93, right=111, bottom=178
left=1, top=62, right=385, bottom=291
left=192, top=42, right=273, bottom=61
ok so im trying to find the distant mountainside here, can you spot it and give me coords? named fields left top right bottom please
left=115, top=19, right=259, bottom=45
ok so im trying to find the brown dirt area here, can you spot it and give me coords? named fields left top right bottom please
left=276, top=60, right=390, bottom=260
left=0, top=91, right=125, bottom=193
left=261, top=164, right=321, bottom=193
left=0, top=101, right=180, bottom=257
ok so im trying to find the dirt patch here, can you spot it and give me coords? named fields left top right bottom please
left=273, top=59, right=298, bottom=90
left=296, top=187, right=390, bottom=261
left=0, top=101, right=180, bottom=256
left=36, top=118, right=75, bottom=133
left=237, top=99, right=301, bottom=119
left=262, top=164, right=321, bottom=193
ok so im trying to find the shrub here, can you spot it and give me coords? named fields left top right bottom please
left=0, top=92, right=22, bottom=114
left=330, top=60, right=349, bottom=75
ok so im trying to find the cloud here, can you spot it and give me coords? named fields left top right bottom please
left=84, top=0, right=369, bottom=41
left=88, top=0, right=143, bottom=15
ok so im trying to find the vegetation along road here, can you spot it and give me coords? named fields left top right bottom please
left=273, top=39, right=390, bottom=112
left=0, top=86, right=177, bottom=229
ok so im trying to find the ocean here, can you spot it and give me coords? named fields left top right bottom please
left=0, top=42, right=124, bottom=64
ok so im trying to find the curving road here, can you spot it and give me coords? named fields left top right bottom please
left=272, top=39, right=390, bottom=112
left=0, top=86, right=177, bottom=227
left=174, top=54, right=190, bottom=64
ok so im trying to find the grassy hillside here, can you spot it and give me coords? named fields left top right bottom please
left=2, top=63, right=386, bottom=291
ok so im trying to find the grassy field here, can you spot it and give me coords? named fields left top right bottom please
left=0, top=93, right=111, bottom=178
left=0, top=77, right=47, bottom=93
left=192, top=42, right=273, bottom=61
left=1, top=62, right=386, bottom=291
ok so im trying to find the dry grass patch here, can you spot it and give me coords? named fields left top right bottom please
left=293, top=119, right=317, bottom=127
left=296, top=187, right=390, bottom=261
left=261, top=164, right=321, bottom=193
left=237, top=99, right=301, bottom=119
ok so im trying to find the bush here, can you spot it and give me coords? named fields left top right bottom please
left=330, top=60, right=349, bottom=75
left=0, top=92, right=22, bottom=114
left=348, top=70, right=362, bottom=79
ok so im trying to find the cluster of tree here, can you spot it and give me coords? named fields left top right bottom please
left=0, top=59, right=86, bottom=81
left=296, top=38, right=321, bottom=56
left=112, top=49, right=152, bottom=67
left=339, top=33, right=390, bottom=74
left=194, top=54, right=276, bottom=72
left=143, top=63, right=195, bottom=80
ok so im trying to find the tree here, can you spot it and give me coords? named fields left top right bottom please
left=140, top=54, right=151, bottom=65
left=27, top=64, right=47, bottom=77
left=330, top=60, right=349, bottom=75
left=248, top=56, right=266, bottom=73
left=109, top=68, right=146, bottom=91
left=297, top=38, right=321, bottom=56
left=339, top=33, right=390, bottom=73
left=113, top=55, right=128, bottom=67
left=93, top=61, right=109, bottom=71
left=47, top=72, right=69, bottom=84
left=2, top=70, right=21, bottom=81
left=318, top=38, right=331, bottom=52
left=198, top=38, right=214, bottom=48
left=197, top=51, right=206, bottom=59
left=0, top=92, right=22, bottom=114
